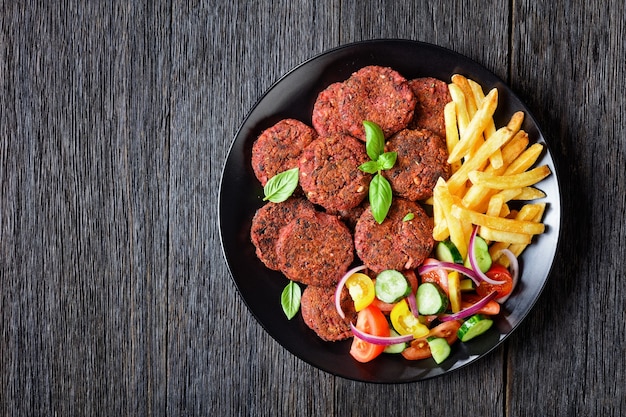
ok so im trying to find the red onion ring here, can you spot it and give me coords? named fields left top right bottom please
left=418, top=261, right=481, bottom=285
left=439, top=290, right=498, bottom=322
left=350, top=323, right=414, bottom=346
left=468, top=226, right=505, bottom=285
left=406, top=291, right=419, bottom=318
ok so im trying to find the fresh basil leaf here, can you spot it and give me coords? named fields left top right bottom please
left=358, top=160, right=380, bottom=174
left=403, top=212, right=415, bottom=222
left=369, top=173, right=393, bottom=224
left=377, top=151, right=397, bottom=170
left=281, top=281, right=301, bottom=320
left=263, top=167, right=299, bottom=203
left=363, top=120, right=385, bottom=161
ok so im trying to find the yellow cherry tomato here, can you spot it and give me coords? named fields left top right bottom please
left=390, top=299, right=429, bottom=338
left=345, top=273, right=376, bottom=312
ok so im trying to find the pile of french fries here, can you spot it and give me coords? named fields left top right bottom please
left=431, top=74, right=551, bottom=267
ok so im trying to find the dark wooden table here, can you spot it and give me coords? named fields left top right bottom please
left=1, top=1, right=624, bottom=416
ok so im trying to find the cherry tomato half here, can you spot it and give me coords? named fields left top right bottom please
left=419, top=258, right=449, bottom=295
left=401, top=321, right=461, bottom=361
left=476, top=263, right=513, bottom=299
left=345, top=272, right=375, bottom=312
left=349, top=305, right=389, bottom=363
left=390, top=299, right=429, bottom=338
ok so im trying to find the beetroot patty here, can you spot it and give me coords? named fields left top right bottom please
left=354, top=198, right=434, bottom=273
left=311, top=66, right=416, bottom=141
left=299, top=134, right=371, bottom=211
left=301, top=285, right=356, bottom=342
left=311, top=82, right=348, bottom=137
left=251, top=118, right=317, bottom=186
left=383, top=128, right=451, bottom=201
left=250, top=197, right=317, bottom=271
left=408, top=77, right=451, bottom=139
left=276, top=211, right=354, bottom=286
left=339, top=65, right=416, bottom=140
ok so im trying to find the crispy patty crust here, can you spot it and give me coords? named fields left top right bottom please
left=299, top=134, right=371, bottom=211
left=301, top=285, right=357, bottom=342
left=354, top=198, right=434, bottom=273
left=383, top=128, right=451, bottom=201
left=250, top=197, right=317, bottom=271
left=408, top=77, right=451, bottom=139
left=251, top=118, right=317, bottom=186
left=276, top=211, right=354, bottom=286
left=311, top=66, right=416, bottom=141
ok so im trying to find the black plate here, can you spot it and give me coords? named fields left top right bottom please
left=219, top=39, right=561, bottom=383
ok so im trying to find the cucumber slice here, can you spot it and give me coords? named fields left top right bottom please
left=427, top=337, right=451, bottom=364
left=457, top=314, right=494, bottom=342
left=375, top=270, right=411, bottom=304
left=416, top=282, right=448, bottom=315
left=435, top=240, right=463, bottom=264
left=464, top=235, right=492, bottom=273
left=384, top=329, right=408, bottom=354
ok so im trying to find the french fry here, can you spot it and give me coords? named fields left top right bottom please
left=448, top=83, right=470, bottom=136
left=444, top=102, right=462, bottom=173
left=461, top=131, right=530, bottom=211
left=486, top=194, right=505, bottom=218
left=504, top=143, right=544, bottom=175
left=468, top=165, right=551, bottom=189
left=451, top=74, right=479, bottom=117
left=446, top=124, right=514, bottom=195
left=435, top=178, right=469, bottom=259
left=491, top=188, right=523, bottom=204
left=490, top=203, right=546, bottom=265
left=451, top=204, right=545, bottom=235
left=479, top=227, right=532, bottom=245
left=516, top=187, right=546, bottom=200
left=432, top=181, right=449, bottom=241
left=468, top=79, right=497, bottom=139
left=447, top=88, right=498, bottom=164
left=467, top=78, right=502, bottom=168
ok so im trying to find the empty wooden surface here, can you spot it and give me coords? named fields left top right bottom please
left=1, top=1, right=624, bottom=416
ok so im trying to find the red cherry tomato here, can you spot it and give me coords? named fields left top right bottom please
left=419, top=258, right=449, bottom=295
left=476, top=263, right=513, bottom=299
left=401, top=321, right=461, bottom=361
left=349, top=305, right=390, bottom=363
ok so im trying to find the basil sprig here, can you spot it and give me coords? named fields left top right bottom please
left=280, top=281, right=301, bottom=320
left=359, top=121, right=396, bottom=224
left=263, top=167, right=299, bottom=203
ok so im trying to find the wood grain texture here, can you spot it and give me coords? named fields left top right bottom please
left=506, top=1, right=626, bottom=415
left=1, top=0, right=624, bottom=416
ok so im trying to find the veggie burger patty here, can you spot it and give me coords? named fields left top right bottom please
left=301, top=285, right=357, bottom=342
left=354, top=198, right=435, bottom=274
left=251, top=118, right=317, bottom=186
left=312, top=65, right=417, bottom=140
left=250, top=197, right=317, bottom=271
left=276, top=211, right=354, bottom=287
left=383, top=128, right=451, bottom=201
left=298, top=133, right=371, bottom=211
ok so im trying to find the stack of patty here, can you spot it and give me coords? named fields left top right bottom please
left=250, top=65, right=452, bottom=342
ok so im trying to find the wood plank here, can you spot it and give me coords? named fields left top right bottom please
left=166, top=0, right=340, bottom=415
left=0, top=2, right=171, bottom=415
left=506, top=0, right=626, bottom=415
